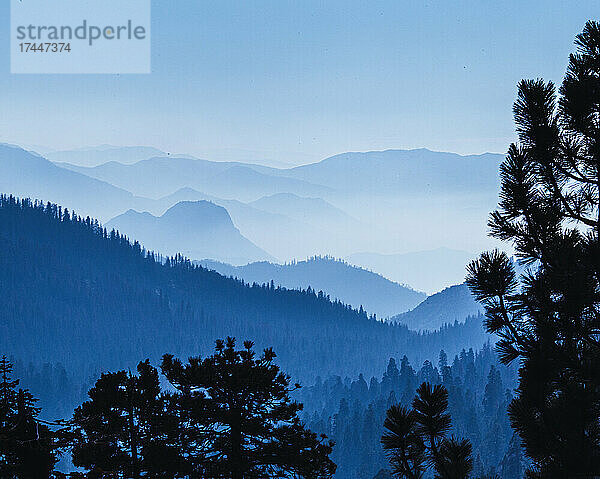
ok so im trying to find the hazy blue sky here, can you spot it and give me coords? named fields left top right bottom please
left=1, top=1, right=598, bottom=165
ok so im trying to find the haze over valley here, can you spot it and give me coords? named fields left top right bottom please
left=3, top=7, right=598, bottom=477
left=1, top=142, right=501, bottom=296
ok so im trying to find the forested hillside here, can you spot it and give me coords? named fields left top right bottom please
left=0, top=195, right=488, bottom=388
left=198, top=257, right=426, bottom=318
left=299, top=343, right=523, bottom=479
left=392, top=283, right=482, bottom=331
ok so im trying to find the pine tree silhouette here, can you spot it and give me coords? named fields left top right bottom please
left=0, top=355, right=57, bottom=478
left=161, top=337, right=336, bottom=478
left=381, top=382, right=473, bottom=479
left=466, top=20, right=600, bottom=478
left=70, top=360, right=183, bottom=478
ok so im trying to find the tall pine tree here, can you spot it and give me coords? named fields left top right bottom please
left=381, top=382, right=473, bottom=479
left=70, top=360, right=183, bottom=478
left=0, top=355, right=57, bottom=479
left=161, top=337, right=336, bottom=479
left=466, top=20, right=600, bottom=478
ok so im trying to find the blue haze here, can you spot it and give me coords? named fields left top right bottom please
left=0, top=1, right=598, bottom=164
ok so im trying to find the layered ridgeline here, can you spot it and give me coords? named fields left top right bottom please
left=392, top=284, right=483, bottom=331
left=199, top=257, right=426, bottom=318
left=0, top=143, right=141, bottom=221
left=2, top=144, right=501, bottom=292
left=347, top=248, right=477, bottom=295
left=0, top=195, right=487, bottom=387
left=136, top=189, right=363, bottom=264
left=58, top=148, right=501, bottom=199
left=46, top=145, right=168, bottom=167
left=59, top=156, right=332, bottom=200
left=106, top=201, right=275, bottom=265
left=55, top=148, right=502, bottom=272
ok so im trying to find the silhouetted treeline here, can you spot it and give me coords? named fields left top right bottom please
left=1, top=342, right=338, bottom=479
left=298, top=343, right=524, bottom=479
left=0, top=195, right=488, bottom=387
left=466, top=20, right=600, bottom=477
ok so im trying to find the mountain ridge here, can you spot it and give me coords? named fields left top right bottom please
left=198, top=256, right=426, bottom=318
left=106, top=200, right=275, bottom=265
left=46, top=146, right=167, bottom=167
left=391, top=283, right=483, bottom=331
left=346, top=248, right=477, bottom=294
left=0, top=144, right=143, bottom=221
left=58, top=156, right=332, bottom=200
left=0, top=195, right=489, bottom=385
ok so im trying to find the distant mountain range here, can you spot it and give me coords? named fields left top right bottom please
left=58, top=157, right=332, bottom=201
left=44, top=145, right=503, bottom=197
left=346, top=248, right=477, bottom=295
left=45, top=145, right=167, bottom=167
left=53, top=148, right=500, bottom=272
left=198, top=257, right=426, bottom=318
left=249, top=193, right=356, bottom=226
left=274, top=148, right=503, bottom=196
left=106, top=201, right=274, bottom=265
left=55, top=147, right=502, bottom=200
left=391, top=283, right=483, bottom=331
left=1, top=143, right=501, bottom=292
left=0, top=195, right=489, bottom=385
left=0, top=146, right=344, bottom=261
left=0, top=144, right=140, bottom=221
left=108, top=188, right=359, bottom=262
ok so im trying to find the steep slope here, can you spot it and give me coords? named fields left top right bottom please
left=142, top=189, right=358, bottom=261
left=392, top=284, right=483, bottom=331
left=106, top=201, right=275, bottom=265
left=198, top=257, right=426, bottom=318
left=147, top=188, right=294, bottom=234
left=147, top=188, right=315, bottom=260
left=0, top=144, right=141, bottom=221
left=0, top=196, right=488, bottom=384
